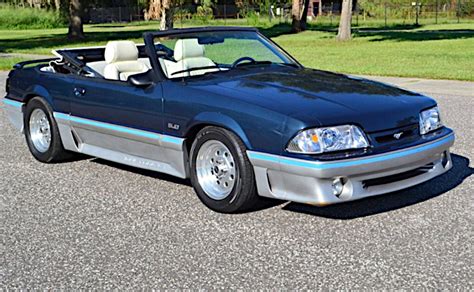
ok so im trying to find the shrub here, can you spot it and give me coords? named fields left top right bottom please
left=192, top=6, right=214, bottom=24
left=245, top=11, right=260, bottom=26
left=0, top=6, right=66, bottom=29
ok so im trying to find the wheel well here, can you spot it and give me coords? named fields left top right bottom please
left=185, top=123, right=247, bottom=153
left=185, top=124, right=211, bottom=153
left=23, top=94, right=40, bottom=105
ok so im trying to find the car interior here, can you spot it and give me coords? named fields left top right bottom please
left=76, top=39, right=221, bottom=81
left=85, top=40, right=151, bottom=81
left=40, top=38, right=227, bottom=82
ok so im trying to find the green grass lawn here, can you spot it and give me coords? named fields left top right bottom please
left=0, top=19, right=473, bottom=81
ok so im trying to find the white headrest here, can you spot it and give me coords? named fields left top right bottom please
left=105, top=41, right=139, bottom=64
left=174, top=39, right=205, bottom=61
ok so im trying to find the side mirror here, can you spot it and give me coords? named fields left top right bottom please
left=128, top=71, right=153, bottom=88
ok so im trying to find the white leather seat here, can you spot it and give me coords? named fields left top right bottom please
left=87, top=58, right=150, bottom=78
left=164, top=38, right=218, bottom=78
left=103, top=41, right=149, bottom=81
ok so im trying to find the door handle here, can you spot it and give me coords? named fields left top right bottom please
left=73, top=87, right=86, bottom=97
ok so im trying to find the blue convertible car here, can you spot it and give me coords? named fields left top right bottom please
left=3, top=27, right=454, bottom=212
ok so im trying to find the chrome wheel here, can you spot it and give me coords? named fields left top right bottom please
left=196, top=140, right=237, bottom=200
left=29, top=108, right=51, bottom=153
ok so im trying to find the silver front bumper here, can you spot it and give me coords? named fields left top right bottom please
left=248, top=133, right=455, bottom=205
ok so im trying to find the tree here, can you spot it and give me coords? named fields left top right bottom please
left=160, top=0, right=174, bottom=30
left=148, top=0, right=174, bottom=30
left=336, top=0, right=352, bottom=41
left=291, top=0, right=310, bottom=33
left=68, top=0, right=84, bottom=40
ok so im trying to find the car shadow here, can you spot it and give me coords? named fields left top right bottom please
left=90, top=157, right=285, bottom=213
left=282, top=153, right=472, bottom=219
left=88, top=154, right=471, bottom=217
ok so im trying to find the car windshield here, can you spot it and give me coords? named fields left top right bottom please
left=152, top=30, right=297, bottom=79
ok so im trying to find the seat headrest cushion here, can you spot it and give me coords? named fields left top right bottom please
left=174, top=39, right=205, bottom=61
left=105, top=41, right=139, bottom=63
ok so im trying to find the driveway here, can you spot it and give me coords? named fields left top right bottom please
left=1, top=71, right=473, bottom=289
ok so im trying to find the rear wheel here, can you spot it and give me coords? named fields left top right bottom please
left=24, top=97, right=71, bottom=163
left=190, top=126, right=259, bottom=213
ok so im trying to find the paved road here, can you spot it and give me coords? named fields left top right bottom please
left=359, top=75, right=474, bottom=98
left=1, top=72, right=473, bottom=289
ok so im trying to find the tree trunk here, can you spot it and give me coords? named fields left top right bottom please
left=54, top=0, right=61, bottom=10
left=160, top=0, right=173, bottom=30
left=291, top=0, right=302, bottom=33
left=336, top=0, right=352, bottom=41
left=300, top=0, right=310, bottom=31
left=68, top=0, right=84, bottom=40
left=292, top=0, right=310, bottom=32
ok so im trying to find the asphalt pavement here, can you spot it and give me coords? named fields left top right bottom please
left=1, top=71, right=473, bottom=289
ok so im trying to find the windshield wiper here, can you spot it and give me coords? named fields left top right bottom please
left=170, top=65, right=223, bottom=77
left=235, top=60, right=273, bottom=68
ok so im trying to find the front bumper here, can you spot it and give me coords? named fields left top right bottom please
left=247, top=131, right=455, bottom=205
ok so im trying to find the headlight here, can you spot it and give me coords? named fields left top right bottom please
left=419, top=106, right=442, bottom=135
left=286, top=125, right=369, bottom=154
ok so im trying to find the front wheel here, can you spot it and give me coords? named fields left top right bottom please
left=189, top=126, right=259, bottom=213
left=24, top=97, right=72, bottom=163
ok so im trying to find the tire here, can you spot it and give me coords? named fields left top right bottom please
left=24, top=97, right=72, bottom=163
left=189, top=126, right=259, bottom=213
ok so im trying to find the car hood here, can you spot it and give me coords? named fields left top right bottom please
left=202, top=67, right=436, bottom=133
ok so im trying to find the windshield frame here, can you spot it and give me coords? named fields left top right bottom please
left=143, top=27, right=303, bottom=81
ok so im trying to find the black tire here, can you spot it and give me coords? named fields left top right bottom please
left=189, top=126, right=259, bottom=213
left=24, top=97, right=72, bottom=163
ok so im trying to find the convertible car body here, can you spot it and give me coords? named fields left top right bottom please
left=3, top=27, right=454, bottom=212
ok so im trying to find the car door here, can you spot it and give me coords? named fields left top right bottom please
left=67, top=75, right=167, bottom=166
left=70, top=76, right=162, bottom=132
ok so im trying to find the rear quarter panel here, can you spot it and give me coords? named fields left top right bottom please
left=7, top=67, right=73, bottom=113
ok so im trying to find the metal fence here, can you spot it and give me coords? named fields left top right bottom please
left=350, top=1, right=474, bottom=26
left=86, top=6, right=144, bottom=23
left=256, top=1, right=474, bottom=26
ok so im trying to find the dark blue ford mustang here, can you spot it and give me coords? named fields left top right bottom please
left=3, top=27, right=454, bottom=213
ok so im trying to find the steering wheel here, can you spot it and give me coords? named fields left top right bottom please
left=232, top=57, right=256, bottom=68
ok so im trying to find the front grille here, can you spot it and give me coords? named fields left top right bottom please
left=375, top=127, right=417, bottom=144
left=362, top=163, right=434, bottom=189
left=369, top=124, right=418, bottom=146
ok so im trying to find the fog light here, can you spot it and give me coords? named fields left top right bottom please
left=332, top=178, right=345, bottom=197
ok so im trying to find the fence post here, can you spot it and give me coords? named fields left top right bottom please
left=457, top=0, right=460, bottom=23
left=415, top=1, right=419, bottom=26
left=330, top=2, right=333, bottom=25
left=435, top=0, right=438, bottom=24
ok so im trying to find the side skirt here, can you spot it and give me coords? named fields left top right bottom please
left=54, top=112, right=188, bottom=179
